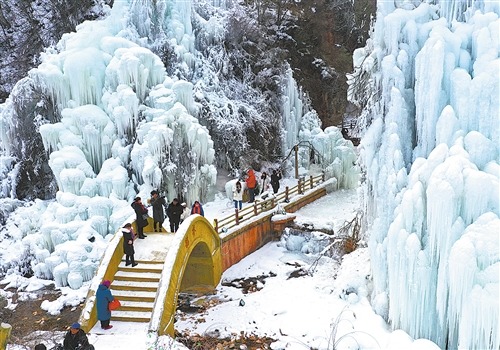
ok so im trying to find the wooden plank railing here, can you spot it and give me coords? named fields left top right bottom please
left=214, top=173, right=325, bottom=233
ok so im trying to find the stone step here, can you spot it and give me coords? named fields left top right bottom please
left=119, top=300, right=154, bottom=312
left=111, top=310, right=152, bottom=323
left=114, top=270, right=161, bottom=282
left=111, top=280, right=159, bottom=292
left=111, top=290, right=156, bottom=303
left=118, top=261, right=163, bottom=273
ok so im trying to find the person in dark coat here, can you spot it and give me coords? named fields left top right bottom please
left=131, top=197, right=148, bottom=238
left=270, top=169, right=282, bottom=194
left=190, top=201, right=204, bottom=216
left=122, top=223, right=138, bottom=267
left=95, top=280, right=114, bottom=330
left=63, top=322, right=94, bottom=350
left=167, top=198, right=183, bottom=233
left=149, top=190, right=167, bottom=232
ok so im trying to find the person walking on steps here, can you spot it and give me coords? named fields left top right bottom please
left=245, top=168, right=257, bottom=203
left=191, top=201, right=204, bottom=216
left=63, top=322, right=94, bottom=350
left=149, top=190, right=167, bottom=232
left=122, top=223, right=138, bottom=267
left=270, top=169, right=282, bottom=194
left=232, top=181, right=243, bottom=210
left=167, top=198, right=183, bottom=233
left=96, top=280, right=114, bottom=330
left=131, top=197, right=148, bottom=238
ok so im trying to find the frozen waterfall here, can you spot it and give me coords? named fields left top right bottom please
left=351, top=1, right=499, bottom=349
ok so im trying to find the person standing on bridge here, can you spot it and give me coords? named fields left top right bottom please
left=122, top=223, right=138, bottom=267
left=191, top=200, right=204, bottom=216
left=96, top=280, right=114, bottom=330
left=270, top=169, right=282, bottom=194
left=149, top=190, right=168, bottom=232
left=232, top=181, right=244, bottom=210
left=167, top=198, right=183, bottom=233
left=245, top=168, right=257, bottom=202
left=260, top=171, right=271, bottom=194
left=131, top=197, right=148, bottom=238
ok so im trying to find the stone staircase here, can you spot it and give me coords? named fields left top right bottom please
left=110, top=260, right=163, bottom=323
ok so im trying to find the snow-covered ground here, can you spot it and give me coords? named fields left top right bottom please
left=175, top=189, right=439, bottom=350
left=6, top=188, right=439, bottom=350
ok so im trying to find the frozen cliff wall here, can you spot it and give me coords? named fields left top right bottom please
left=349, top=1, right=499, bottom=349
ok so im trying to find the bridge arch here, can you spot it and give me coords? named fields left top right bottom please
left=149, top=214, right=222, bottom=336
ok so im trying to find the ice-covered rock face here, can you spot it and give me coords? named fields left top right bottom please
left=352, top=1, right=499, bottom=349
left=0, top=1, right=217, bottom=290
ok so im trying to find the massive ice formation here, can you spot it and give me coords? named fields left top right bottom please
left=0, top=1, right=217, bottom=289
left=350, top=1, right=499, bottom=348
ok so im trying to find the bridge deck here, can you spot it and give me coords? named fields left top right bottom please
left=133, top=231, right=176, bottom=261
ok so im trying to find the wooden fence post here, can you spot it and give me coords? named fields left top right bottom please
left=285, top=186, right=289, bottom=201
left=309, top=175, right=313, bottom=189
left=253, top=202, right=258, bottom=215
left=322, top=172, right=325, bottom=182
left=235, top=209, right=239, bottom=225
left=213, top=219, right=218, bottom=233
left=298, top=179, right=302, bottom=194
left=0, top=323, right=11, bottom=350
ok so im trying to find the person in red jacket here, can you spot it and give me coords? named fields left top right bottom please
left=245, top=168, right=257, bottom=203
left=191, top=201, right=204, bottom=216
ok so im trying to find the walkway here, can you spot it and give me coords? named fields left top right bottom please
left=89, top=232, right=174, bottom=335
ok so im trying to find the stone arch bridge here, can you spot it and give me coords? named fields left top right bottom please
left=78, top=177, right=334, bottom=336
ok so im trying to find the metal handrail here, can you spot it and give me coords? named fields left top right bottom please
left=214, top=173, right=325, bottom=233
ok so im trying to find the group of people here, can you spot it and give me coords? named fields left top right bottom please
left=232, top=168, right=282, bottom=209
left=131, top=192, right=205, bottom=235
left=124, top=193, right=205, bottom=267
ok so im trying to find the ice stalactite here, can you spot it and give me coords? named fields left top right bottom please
left=103, top=85, right=140, bottom=140
left=53, top=262, right=69, bottom=288
left=281, top=68, right=305, bottom=153
left=133, top=100, right=216, bottom=204
left=106, top=47, right=165, bottom=102
left=281, top=68, right=359, bottom=188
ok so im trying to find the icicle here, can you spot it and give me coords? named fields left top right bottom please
left=81, top=260, right=97, bottom=282
left=53, top=262, right=69, bottom=287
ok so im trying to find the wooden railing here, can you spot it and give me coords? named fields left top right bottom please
left=214, top=173, right=325, bottom=233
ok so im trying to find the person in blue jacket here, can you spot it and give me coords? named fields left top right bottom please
left=96, top=280, right=114, bottom=330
